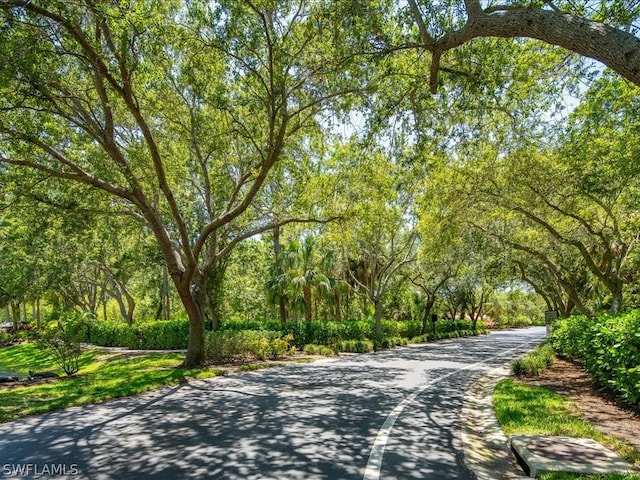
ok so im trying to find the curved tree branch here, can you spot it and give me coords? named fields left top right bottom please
left=409, top=2, right=640, bottom=91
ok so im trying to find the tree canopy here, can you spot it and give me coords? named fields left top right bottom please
left=1, top=0, right=640, bottom=365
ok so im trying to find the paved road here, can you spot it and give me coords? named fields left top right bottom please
left=0, top=328, right=545, bottom=479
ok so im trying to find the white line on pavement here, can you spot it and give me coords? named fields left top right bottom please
left=362, top=337, right=542, bottom=480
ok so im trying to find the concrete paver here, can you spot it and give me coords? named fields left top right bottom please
left=509, top=435, right=637, bottom=478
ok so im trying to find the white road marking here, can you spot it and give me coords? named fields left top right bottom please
left=362, top=338, right=541, bottom=480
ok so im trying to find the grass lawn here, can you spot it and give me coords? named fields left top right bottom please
left=494, top=379, right=640, bottom=480
left=0, top=342, right=223, bottom=423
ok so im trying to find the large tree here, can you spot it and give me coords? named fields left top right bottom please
left=0, top=0, right=359, bottom=366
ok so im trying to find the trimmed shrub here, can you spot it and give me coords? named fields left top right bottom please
left=87, top=319, right=189, bottom=350
left=205, top=330, right=295, bottom=364
left=334, top=339, right=374, bottom=353
left=303, top=344, right=336, bottom=356
left=550, top=312, right=640, bottom=406
left=218, top=318, right=484, bottom=348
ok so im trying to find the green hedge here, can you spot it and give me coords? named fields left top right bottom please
left=219, top=319, right=484, bottom=348
left=87, top=319, right=189, bottom=350
left=84, top=317, right=488, bottom=352
left=205, top=330, right=295, bottom=364
left=550, top=311, right=640, bottom=406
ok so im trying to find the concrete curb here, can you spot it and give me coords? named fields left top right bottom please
left=460, top=365, right=527, bottom=479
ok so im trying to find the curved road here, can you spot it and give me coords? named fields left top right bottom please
left=0, top=327, right=545, bottom=479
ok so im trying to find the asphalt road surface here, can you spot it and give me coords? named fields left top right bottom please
left=0, top=327, right=546, bottom=479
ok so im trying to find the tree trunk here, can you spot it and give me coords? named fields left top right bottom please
left=303, top=283, right=312, bottom=322
left=156, top=265, right=172, bottom=321
left=420, top=298, right=435, bottom=335
left=206, top=264, right=227, bottom=331
left=10, top=301, right=19, bottom=332
left=113, top=287, right=129, bottom=324
left=334, top=291, right=342, bottom=321
left=273, top=226, right=288, bottom=324
left=101, top=265, right=136, bottom=325
left=35, top=299, right=41, bottom=329
left=374, top=298, right=383, bottom=339
left=179, top=274, right=208, bottom=368
left=609, top=280, right=623, bottom=314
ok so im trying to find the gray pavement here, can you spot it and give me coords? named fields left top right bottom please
left=0, top=328, right=546, bottom=479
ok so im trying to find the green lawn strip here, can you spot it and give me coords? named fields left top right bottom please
left=540, top=474, right=640, bottom=480
left=0, top=343, right=223, bottom=423
left=494, top=379, right=640, bottom=479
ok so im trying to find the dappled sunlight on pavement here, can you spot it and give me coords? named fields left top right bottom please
left=0, top=328, right=545, bottom=479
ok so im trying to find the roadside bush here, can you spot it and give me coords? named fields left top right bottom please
left=550, top=312, right=640, bottom=406
left=303, top=344, right=336, bottom=356
left=87, top=320, right=136, bottom=347
left=512, top=343, right=555, bottom=377
left=130, top=320, right=189, bottom=350
left=334, top=339, right=374, bottom=353
left=494, top=315, right=545, bottom=329
left=219, top=319, right=483, bottom=347
left=374, top=336, right=409, bottom=350
left=205, top=330, right=295, bottom=364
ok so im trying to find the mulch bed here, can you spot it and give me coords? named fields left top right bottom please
left=520, top=358, right=640, bottom=450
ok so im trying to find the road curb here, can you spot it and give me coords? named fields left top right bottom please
left=460, top=365, right=527, bottom=479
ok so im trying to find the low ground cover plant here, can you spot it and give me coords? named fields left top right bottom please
left=512, top=343, right=555, bottom=377
left=302, top=344, right=336, bottom=356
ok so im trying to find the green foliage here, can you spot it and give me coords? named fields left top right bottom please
left=494, top=314, right=545, bottom=329
left=38, top=314, right=88, bottom=376
left=550, top=312, right=640, bottom=406
left=87, top=319, right=189, bottom=350
left=302, top=344, right=336, bottom=356
left=220, top=319, right=372, bottom=347
left=219, top=318, right=484, bottom=348
left=334, top=339, right=374, bottom=354
left=410, top=328, right=486, bottom=344
left=0, top=330, right=11, bottom=345
left=374, top=336, right=409, bottom=350
left=205, top=330, right=295, bottom=364
left=512, top=343, right=555, bottom=377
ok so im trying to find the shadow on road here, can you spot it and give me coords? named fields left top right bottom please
left=0, top=329, right=545, bottom=479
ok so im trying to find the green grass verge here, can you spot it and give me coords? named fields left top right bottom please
left=0, top=343, right=223, bottom=423
left=494, top=379, right=640, bottom=479
left=540, top=474, right=640, bottom=480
